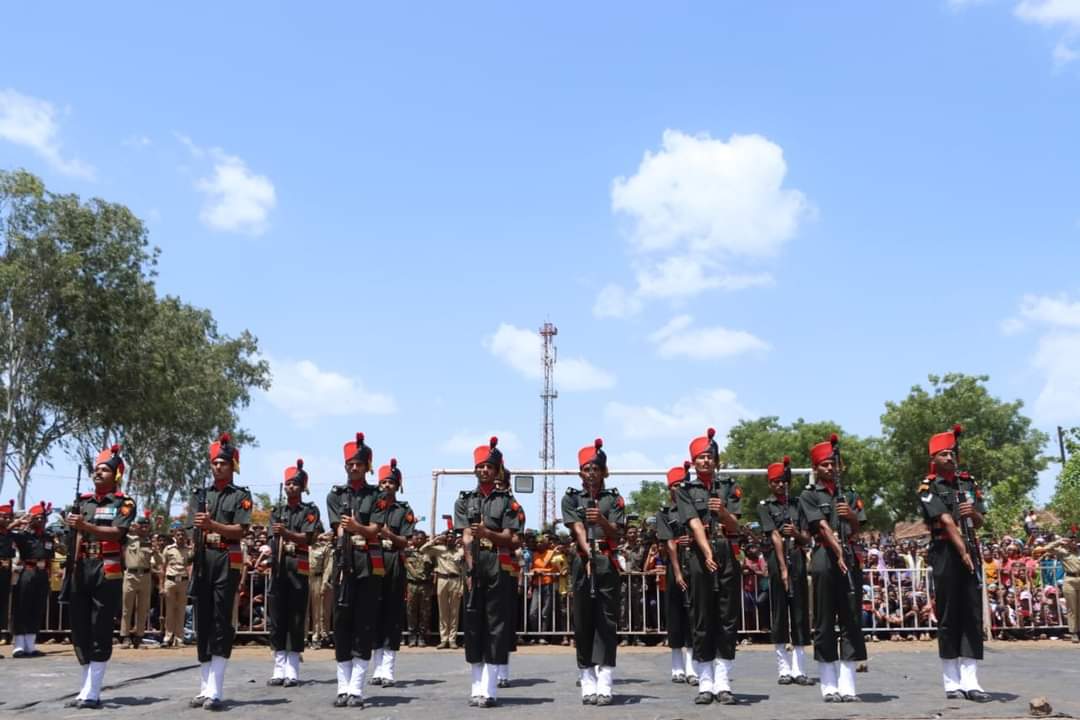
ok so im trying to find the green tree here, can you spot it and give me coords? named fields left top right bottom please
left=0, top=169, right=158, bottom=507
left=627, top=480, right=669, bottom=521
left=722, top=417, right=892, bottom=529
left=1050, top=428, right=1080, bottom=532
left=71, top=295, right=270, bottom=512
left=880, top=373, right=1049, bottom=534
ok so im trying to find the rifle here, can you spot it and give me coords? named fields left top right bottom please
left=465, top=494, right=482, bottom=614
left=187, top=478, right=208, bottom=602
left=270, top=481, right=286, bottom=596
left=585, top=497, right=598, bottom=600
left=830, top=434, right=858, bottom=599
left=708, top=483, right=722, bottom=592
left=58, top=465, right=82, bottom=604
left=334, top=495, right=355, bottom=609
left=952, top=425, right=983, bottom=589
left=781, top=456, right=795, bottom=600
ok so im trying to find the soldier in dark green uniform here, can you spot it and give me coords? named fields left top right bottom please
left=0, top=498, right=15, bottom=658
left=189, top=432, right=253, bottom=710
left=799, top=437, right=867, bottom=702
left=10, top=501, right=54, bottom=658
left=919, top=427, right=990, bottom=702
left=327, top=432, right=386, bottom=708
left=267, top=458, right=320, bottom=688
left=455, top=437, right=523, bottom=708
left=655, top=464, right=696, bottom=686
left=758, top=456, right=811, bottom=686
left=492, top=471, right=523, bottom=688
left=562, top=439, right=626, bottom=707
left=673, top=428, right=742, bottom=705
left=60, top=445, right=136, bottom=708
left=370, top=458, right=416, bottom=688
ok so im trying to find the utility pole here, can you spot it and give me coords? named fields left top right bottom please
left=539, top=322, right=558, bottom=529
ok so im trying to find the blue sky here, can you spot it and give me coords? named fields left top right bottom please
left=3, top=1, right=1079, bottom=527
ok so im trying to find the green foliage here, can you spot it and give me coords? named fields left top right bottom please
left=627, top=480, right=669, bottom=521
left=1050, top=428, right=1080, bottom=532
left=880, top=373, right=1048, bottom=529
left=254, top=492, right=274, bottom=513
left=721, top=417, right=892, bottom=529
left=0, top=168, right=269, bottom=509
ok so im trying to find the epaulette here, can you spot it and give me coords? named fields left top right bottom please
left=235, top=484, right=250, bottom=493
left=332, top=484, right=348, bottom=494
left=565, top=487, right=580, bottom=495
left=459, top=490, right=472, bottom=499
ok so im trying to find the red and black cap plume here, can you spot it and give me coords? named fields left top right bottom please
left=210, top=433, right=240, bottom=472
left=285, top=458, right=309, bottom=490
left=577, top=438, right=608, bottom=471
left=343, top=432, right=373, bottom=466
left=378, top=457, right=404, bottom=490
left=94, top=443, right=125, bottom=478
left=0, top=498, right=14, bottom=514
left=689, top=427, right=719, bottom=461
left=666, top=460, right=692, bottom=488
left=473, top=436, right=505, bottom=470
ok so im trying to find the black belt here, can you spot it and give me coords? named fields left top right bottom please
left=436, top=572, right=461, bottom=579
left=167, top=574, right=188, bottom=582
left=126, top=568, right=150, bottom=575
left=407, top=579, right=431, bottom=584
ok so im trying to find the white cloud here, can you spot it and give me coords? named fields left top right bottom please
left=483, top=323, right=616, bottom=391
left=648, top=314, right=769, bottom=359
left=604, top=388, right=751, bottom=441
left=1032, top=332, right=1080, bottom=422
left=123, top=135, right=152, bottom=149
left=598, top=129, right=809, bottom=313
left=1053, top=39, right=1080, bottom=65
left=195, top=152, right=276, bottom=235
left=265, top=356, right=397, bottom=424
left=1015, top=0, right=1080, bottom=27
left=0, top=89, right=94, bottom=178
left=593, top=283, right=643, bottom=319
left=1003, top=292, right=1080, bottom=423
left=440, top=430, right=523, bottom=457
left=1002, top=293, right=1080, bottom=333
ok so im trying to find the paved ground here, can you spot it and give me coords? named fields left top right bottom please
left=0, top=641, right=1076, bottom=719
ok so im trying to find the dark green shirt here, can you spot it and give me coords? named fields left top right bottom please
left=561, top=487, right=626, bottom=543
left=454, top=488, right=523, bottom=535
left=798, top=481, right=865, bottom=539
left=673, top=474, right=743, bottom=536
left=917, top=473, right=986, bottom=539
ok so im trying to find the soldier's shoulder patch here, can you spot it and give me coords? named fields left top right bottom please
left=305, top=513, right=316, bottom=524
left=856, top=498, right=864, bottom=510
left=616, top=495, right=625, bottom=509
left=119, top=504, right=132, bottom=516
left=405, top=512, right=416, bottom=524
left=510, top=500, right=520, bottom=512
left=240, top=498, right=253, bottom=511
left=732, top=485, right=742, bottom=499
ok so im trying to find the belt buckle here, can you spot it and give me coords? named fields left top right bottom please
left=381, top=539, right=394, bottom=550
left=205, top=532, right=222, bottom=545
left=479, top=538, right=494, bottom=550
left=351, top=535, right=367, bottom=548
left=284, top=542, right=297, bottom=554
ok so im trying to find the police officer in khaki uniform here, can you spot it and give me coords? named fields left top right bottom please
left=121, top=511, right=154, bottom=648
left=405, top=533, right=434, bottom=647
left=307, top=524, right=330, bottom=647
left=420, top=530, right=465, bottom=649
left=160, top=526, right=192, bottom=648
left=919, top=427, right=991, bottom=702
left=60, top=445, right=136, bottom=708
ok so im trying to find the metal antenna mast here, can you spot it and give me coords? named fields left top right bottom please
left=539, top=322, right=558, bottom=528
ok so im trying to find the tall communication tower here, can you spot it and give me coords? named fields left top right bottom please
left=539, top=322, right=558, bottom=528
